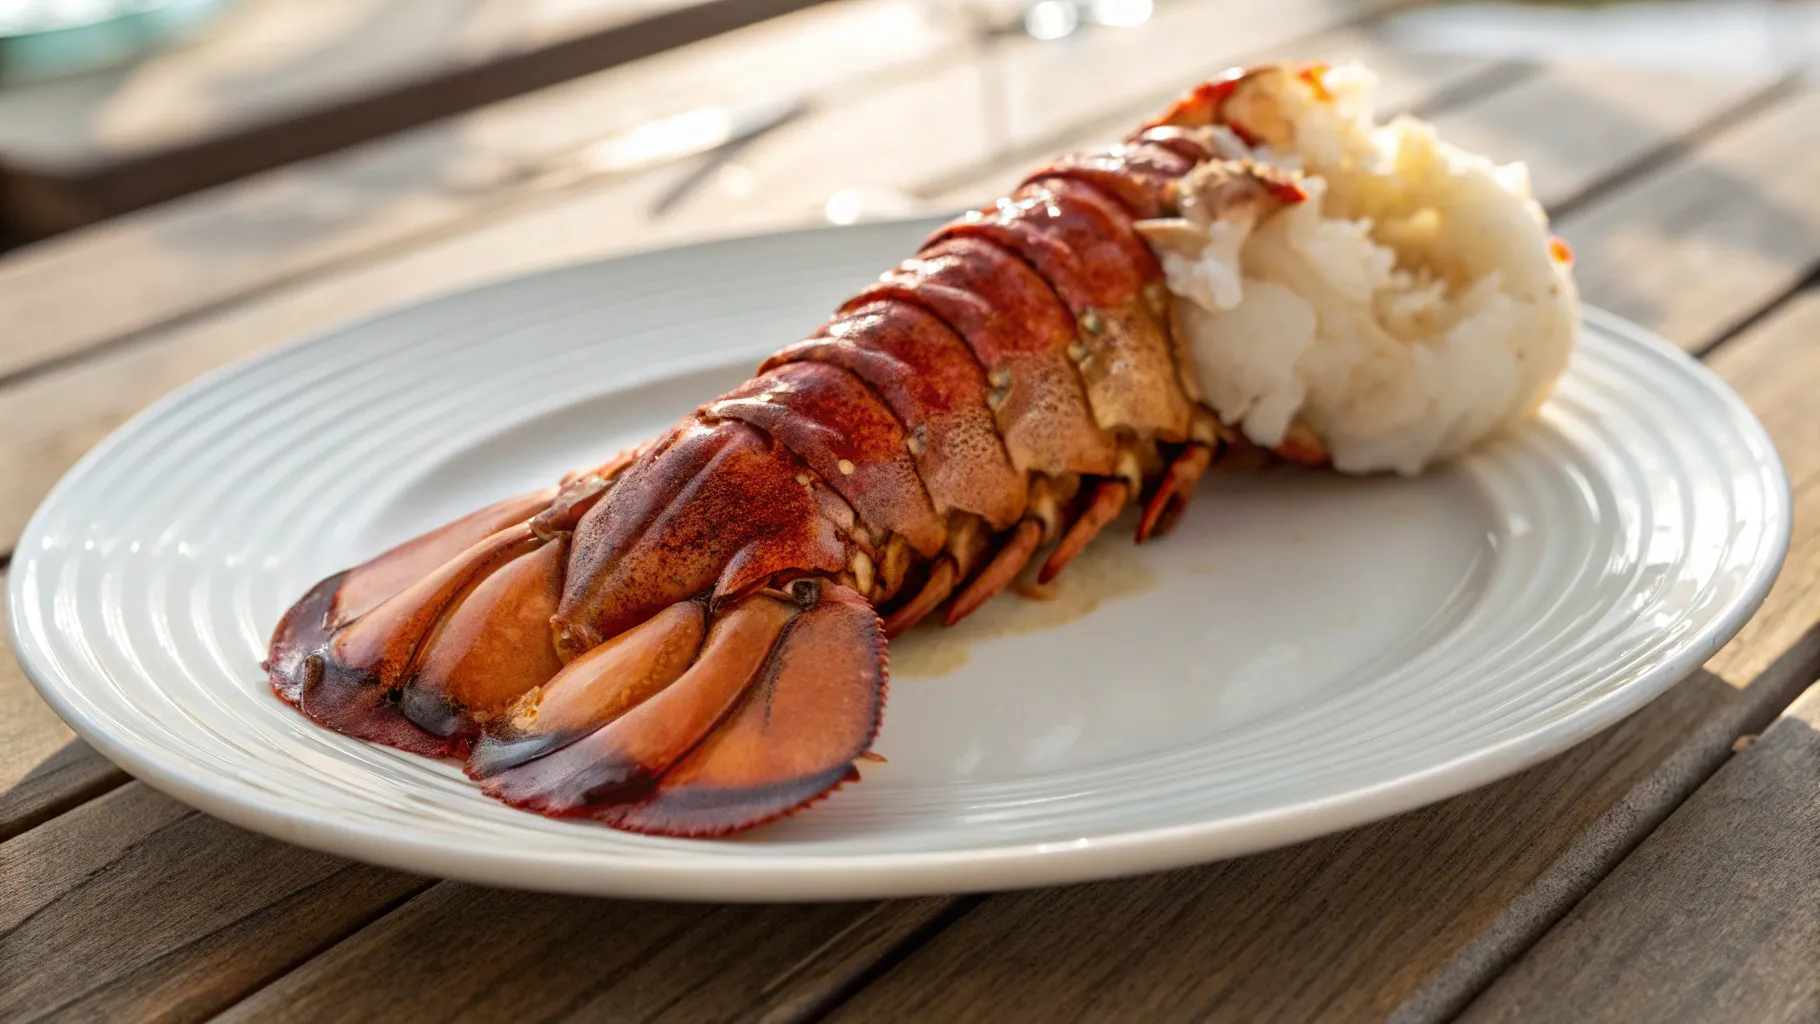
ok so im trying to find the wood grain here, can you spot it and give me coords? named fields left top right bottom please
left=1700, top=287, right=1820, bottom=688
left=0, top=783, right=428, bottom=1022
left=0, top=569, right=126, bottom=841
left=920, top=19, right=1510, bottom=208
left=1463, top=675, right=1820, bottom=1024
left=1420, top=62, right=1790, bottom=213
left=664, top=0, right=1443, bottom=229
left=217, top=889, right=963, bottom=1023
left=1557, top=89, right=1820, bottom=351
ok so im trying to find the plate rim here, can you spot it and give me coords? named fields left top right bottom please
left=6, top=228, right=1792, bottom=900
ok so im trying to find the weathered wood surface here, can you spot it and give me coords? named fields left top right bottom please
left=217, top=887, right=965, bottom=1024
left=1, top=10, right=1817, bottom=1022
left=0, top=569, right=127, bottom=841
left=1464, top=673, right=1820, bottom=1024
left=0, top=784, right=426, bottom=1022
left=0, top=0, right=839, bottom=237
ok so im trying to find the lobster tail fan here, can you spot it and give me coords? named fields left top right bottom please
left=465, top=599, right=709, bottom=776
left=475, top=580, right=887, bottom=837
left=268, top=519, right=554, bottom=756
left=263, top=474, right=629, bottom=756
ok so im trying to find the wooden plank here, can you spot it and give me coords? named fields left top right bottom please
left=0, top=783, right=428, bottom=1022
left=1696, top=288, right=1820, bottom=690
left=0, top=0, right=840, bottom=237
left=1554, top=94, right=1820, bottom=352
left=0, top=0, right=777, bottom=172
left=817, top=677, right=1815, bottom=1022
left=1421, top=61, right=1793, bottom=213
left=0, top=0, right=963, bottom=383
left=0, top=569, right=127, bottom=841
left=1464, top=673, right=1820, bottom=1024
left=216, top=889, right=961, bottom=1023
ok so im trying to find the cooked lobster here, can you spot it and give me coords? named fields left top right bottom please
left=266, top=63, right=1575, bottom=836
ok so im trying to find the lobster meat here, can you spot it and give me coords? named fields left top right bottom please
left=266, top=63, right=1570, bottom=836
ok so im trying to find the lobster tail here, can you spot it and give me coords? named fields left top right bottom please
left=268, top=64, right=1358, bottom=835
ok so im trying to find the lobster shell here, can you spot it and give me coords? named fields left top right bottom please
left=266, top=66, right=1318, bottom=836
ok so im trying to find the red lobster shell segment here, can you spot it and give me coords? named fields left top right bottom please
left=852, top=236, right=1117, bottom=480
left=764, top=300, right=1027, bottom=532
left=709, top=361, right=948, bottom=559
left=267, top=65, right=1321, bottom=836
left=934, top=176, right=1190, bottom=443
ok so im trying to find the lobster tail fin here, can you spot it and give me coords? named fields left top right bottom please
left=322, top=488, right=558, bottom=631
left=265, top=478, right=611, bottom=756
left=268, top=520, right=553, bottom=756
left=466, top=599, right=708, bottom=776
left=475, top=580, right=886, bottom=836
left=264, top=487, right=555, bottom=715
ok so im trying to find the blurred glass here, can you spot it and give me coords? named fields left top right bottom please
left=0, top=0, right=224, bottom=84
left=1023, top=0, right=1080, bottom=41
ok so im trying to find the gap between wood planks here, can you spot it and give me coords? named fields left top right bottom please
left=1694, top=261, right=1820, bottom=363
left=0, top=566, right=128, bottom=842
left=0, top=56, right=1812, bottom=1024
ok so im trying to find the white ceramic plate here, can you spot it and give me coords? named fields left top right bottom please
left=9, top=219, right=1789, bottom=901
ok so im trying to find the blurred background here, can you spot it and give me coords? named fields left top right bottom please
left=0, top=0, right=1815, bottom=255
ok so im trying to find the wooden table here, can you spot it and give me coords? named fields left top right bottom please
left=3, top=1, right=1817, bottom=1020
left=0, top=0, right=829, bottom=241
